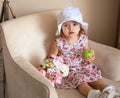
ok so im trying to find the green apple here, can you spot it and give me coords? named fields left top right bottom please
left=82, top=48, right=94, bottom=59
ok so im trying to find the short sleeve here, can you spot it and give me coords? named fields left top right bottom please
left=78, top=34, right=88, bottom=48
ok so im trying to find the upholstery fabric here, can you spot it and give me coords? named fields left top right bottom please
left=0, top=10, right=120, bottom=98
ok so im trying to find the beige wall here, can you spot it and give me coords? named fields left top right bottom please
left=0, top=0, right=119, bottom=47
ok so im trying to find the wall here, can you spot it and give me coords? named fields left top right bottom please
left=0, top=0, right=119, bottom=47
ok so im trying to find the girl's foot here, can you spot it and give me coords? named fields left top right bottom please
left=87, top=90, right=101, bottom=98
left=100, top=86, right=120, bottom=98
left=100, top=89, right=115, bottom=98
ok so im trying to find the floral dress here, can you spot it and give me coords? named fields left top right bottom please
left=55, top=34, right=102, bottom=88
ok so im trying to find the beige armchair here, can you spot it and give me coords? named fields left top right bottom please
left=0, top=10, right=120, bottom=98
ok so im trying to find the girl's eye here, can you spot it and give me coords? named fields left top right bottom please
left=73, top=23, right=77, bottom=26
left=64, top=24, right=68, bottom=27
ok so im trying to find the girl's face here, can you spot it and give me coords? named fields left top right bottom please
left=61, top=21, right=81, bottom=38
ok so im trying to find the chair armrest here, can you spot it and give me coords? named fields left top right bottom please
left=4, top=55, right=58, bottom=98
left=14, top=56, right=58, bottom=98
left=88, top=40, right=120, bottom=81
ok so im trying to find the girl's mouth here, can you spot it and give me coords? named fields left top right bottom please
left=69, top=32, right=74, bottom=34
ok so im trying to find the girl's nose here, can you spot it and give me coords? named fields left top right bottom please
left=69, top=25, right=73, bottom=31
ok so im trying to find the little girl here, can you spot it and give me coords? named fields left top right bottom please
left=49, top=6, right=120, bottom=98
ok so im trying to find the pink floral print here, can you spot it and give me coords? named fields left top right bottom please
left=55, top=34, right=102, bottom=88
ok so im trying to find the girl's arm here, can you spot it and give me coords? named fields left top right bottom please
left=49, top=41, right=59, bottom=57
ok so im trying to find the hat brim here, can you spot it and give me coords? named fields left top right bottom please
left=57, top=20, right=88, bottom=36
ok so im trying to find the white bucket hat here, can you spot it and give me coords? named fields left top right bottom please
left=56, top=6, right=88, bottom=36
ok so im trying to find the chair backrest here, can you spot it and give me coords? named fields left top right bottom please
left=1, top=10, right=59, bottom=67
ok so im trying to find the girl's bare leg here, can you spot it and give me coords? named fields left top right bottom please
left=78, top=83, right=93, bottom=97
left=88, top=79, right=108, bottom=91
